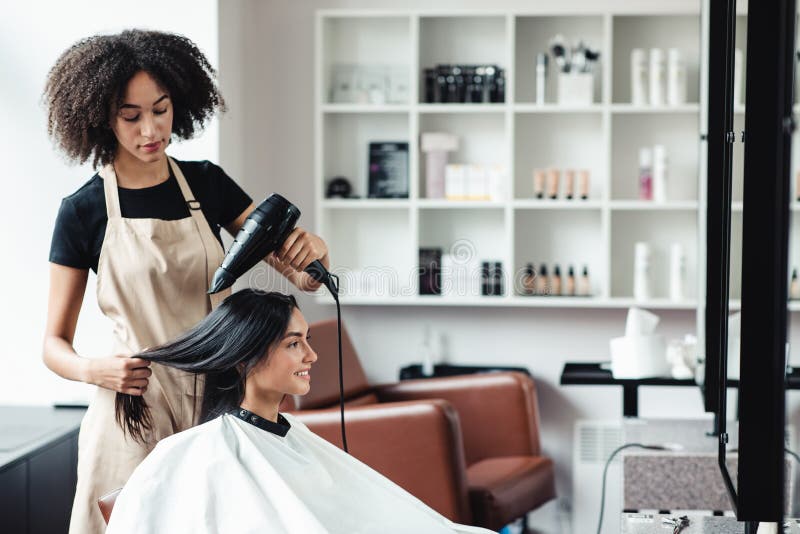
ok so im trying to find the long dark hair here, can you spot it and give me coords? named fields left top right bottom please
left=115, top=289, right=298, bottom=442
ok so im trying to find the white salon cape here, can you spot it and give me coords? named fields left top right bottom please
left=106, top=411, right=494, bottom=534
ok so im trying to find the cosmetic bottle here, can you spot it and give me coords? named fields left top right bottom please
left=639, top=148, right=653, bottom=201
left=648, top=48, right=665, bottom=106
left=533, top=169, right=545, bottom=199
left=493, top=262, right=504, bottom=296
left=564, top=170, right=575, bottom=200
left=536, top=264, right=549, bottom=296
left=633, top=242, right=652, bottom=301
left=552, top=264, right=563, bottom=296
left=578, top=169, right=590, bottom=200
left=652, top=144, right=668, bottom=203
left=579, top=265, right=591, bottom=296
left=566, top=265, right=576, bottom=296
left=733, top=48, right=743, bottom=107
left=791, top=268, right=800, bottom=300
left=631, top=48, right=647, bottom=106
left=522, top=263, right=536, bottom=296
left=669, top=242, right=686, bottom=302
left=421, top=324, right=435, bottom=376
left=667, top=48, right=687, bottom=106
left=481, top=262, right=491, bottom=296
left=536, top=53, right=548, bottom=105
left=546, top=168, right=560, bottom=200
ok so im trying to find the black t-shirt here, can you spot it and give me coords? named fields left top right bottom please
left=49, top=159, right=253, bottom=273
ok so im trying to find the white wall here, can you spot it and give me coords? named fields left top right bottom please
left=0, top=0, right=219, bottom=405
left=216, top=0, right=800, bottom=512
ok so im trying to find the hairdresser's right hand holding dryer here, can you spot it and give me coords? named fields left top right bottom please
left=85, top=356, right=151, bottom=396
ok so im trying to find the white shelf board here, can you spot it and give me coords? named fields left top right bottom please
left=321, top=199, right=410, bottom=209
left=513, top=199, right=603, bottom=210
left=321, top=103, right=411, bottom=113
left=417, top=103, right=506, bottom=113
left=605, top=298, right=698, bottom=310
left=514, top=103, right=604, bottom=114
left=610, top=103, right=700, bottom=114
left=318, top=295, right=698, bottom=309
left=417, top=199, right=506, bottom=209
left=609, top=200, right=699, bottom=210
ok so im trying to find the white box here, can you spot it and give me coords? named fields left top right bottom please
left=445, top=164, right=466, bottom=200
left=466, top=164, right=488, bottom=200
left=557, top=72, right=594, bottom=106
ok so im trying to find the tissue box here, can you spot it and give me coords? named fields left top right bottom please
left=557, top=72, right=594, bottom=106
left=610, top=334, right=669, bottom=379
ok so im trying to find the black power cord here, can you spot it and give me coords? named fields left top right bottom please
left=325, top=272, right=347, bottom=454
left=596, top=443, right=675, bottom=534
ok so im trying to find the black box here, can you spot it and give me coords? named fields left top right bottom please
left=368, top=142, right=409, bottom=198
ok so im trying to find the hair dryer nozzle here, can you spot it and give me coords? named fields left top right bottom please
left=208, top=267, right=237, bottom=295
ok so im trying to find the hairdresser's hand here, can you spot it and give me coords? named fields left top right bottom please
left=85, top=355, right=152, bottom=396
left=268, top=228, right=330, bottom=291
left=276, top=227, right=329, bottom=272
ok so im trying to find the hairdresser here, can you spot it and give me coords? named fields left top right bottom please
left=41, top=29, right=329, bottom=534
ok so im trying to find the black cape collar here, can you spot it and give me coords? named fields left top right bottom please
left=231, top=407, right=291, bottom=437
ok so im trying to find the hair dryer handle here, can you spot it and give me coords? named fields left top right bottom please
left=305, top=260, right=338, bottom=297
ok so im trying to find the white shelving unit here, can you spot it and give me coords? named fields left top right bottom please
left=314, top=8, right=794, bottom=314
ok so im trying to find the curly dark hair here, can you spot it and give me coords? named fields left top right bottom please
left=43, top=29, right=225, bottom=168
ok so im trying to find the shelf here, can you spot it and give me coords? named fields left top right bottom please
left=320, top=295, right=698, bottom=310
left=609, top=200, right=699, bottom=211
left=417, top=199, right=505, bottom=209
left=513, top=200, right=602, bottom=209
left=514, top=104, right=603, bottom=114
left=322, top=104, right=410, bottom=113
left=321, top=199, right=410, bottom=209
left=417, top=104, right=506, bottom=113
left=610, top=104, right=700, bottom=114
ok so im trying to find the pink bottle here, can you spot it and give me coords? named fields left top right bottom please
left=638, top=147, right=653, bottom=201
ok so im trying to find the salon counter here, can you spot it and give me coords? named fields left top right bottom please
left=0, top=406, right=86, bottom=534
left=622, top=513, right=800, bottom=533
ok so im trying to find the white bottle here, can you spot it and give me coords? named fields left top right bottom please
left=648, top=48, right=665, bottom=107
left=634, top=242, right=652, bottom=301
left=631, top=48, right=648, bottom=106
left=733, top=48, right=743, bottom=107
left=421, top=324, right=435, bottom=376
left=669, top=242, right=686, bottom=302
left=536, top=53, right=547, bottom=106
left=667, top=48, right=687, bottom=106
left=652, top=144, right=668, bottom=203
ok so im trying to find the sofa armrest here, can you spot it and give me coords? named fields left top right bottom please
left=375, top=372, right=543, bottom=464
left=290, top=399, right=472, bottom=524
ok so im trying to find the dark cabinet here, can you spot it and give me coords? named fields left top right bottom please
left=0, top=461, right=28, bottom=533
left=29, top=436, right=77, bottom=534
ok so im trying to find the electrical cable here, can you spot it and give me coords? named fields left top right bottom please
left=596, top=443, right=675, bottom=534
left=329, top=272, right=348, bottom=453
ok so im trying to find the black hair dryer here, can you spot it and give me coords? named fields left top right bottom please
left=208, top=193, right=338, bottom=298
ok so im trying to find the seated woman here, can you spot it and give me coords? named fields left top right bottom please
left=107, top=289, right=492, bottom=534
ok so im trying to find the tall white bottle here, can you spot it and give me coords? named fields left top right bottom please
left=648, top=48, right=665, bottom=106
left=667, top=48, right=687, bottom=106
left=634, top=242, right=652, bottom=301
left=631, top=48, right=648, bottom=106
left=652, top=144, right=668, bottom=203
left=669, top=243, right=686, bottom=302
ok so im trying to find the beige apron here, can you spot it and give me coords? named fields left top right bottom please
left=69, top=157, right=231, bottom=534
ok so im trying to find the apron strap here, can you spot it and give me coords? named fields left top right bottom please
left=99, top=164, right=122, bottom=219
left=167, top=157, right=228, bottom=309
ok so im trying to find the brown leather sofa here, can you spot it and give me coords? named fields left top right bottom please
left=286, top=319, right=557, bottom=531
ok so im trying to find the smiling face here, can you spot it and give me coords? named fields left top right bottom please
left=245, top=308, right=317, bottom=401
left=110, top=70, right=173, bottom=164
